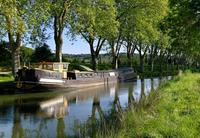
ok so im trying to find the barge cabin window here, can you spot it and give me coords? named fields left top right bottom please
left=36, top=62, right=70, bottom=73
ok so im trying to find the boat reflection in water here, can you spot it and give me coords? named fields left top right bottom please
left=0, top=77, right=172, bottom=137
left=39, top=96, right=68, bottom=119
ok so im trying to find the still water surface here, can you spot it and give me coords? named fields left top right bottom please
left=0, top=77, right=171, bottom=138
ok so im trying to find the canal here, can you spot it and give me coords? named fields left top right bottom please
left=0, top=77, right=171, bottom=137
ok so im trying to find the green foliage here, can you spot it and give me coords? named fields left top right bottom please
left=20, top=46, right=33, bottom=66
left=0, top=42, right=34, bottom=67
left=31, top=43, right=54, bottom=62
left=118, top=0, right=168, bottom=44
left=0, top=41, right=11, bottom=67
left=166, top=0, right=200, bottom=60
left=72, top=0, right=119, bottom=39
left=0, top=0, right=50, bottom=38
left=98, top=63, right=112, bottom=70
left=0, top=0, right=199, bottom=74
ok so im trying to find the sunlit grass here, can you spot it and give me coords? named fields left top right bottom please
left=101, top=72, right=200, bottom=137
left=0, top=75, right=14, bottom=82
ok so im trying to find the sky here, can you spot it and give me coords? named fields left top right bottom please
left=2, top=28, right=126, bottom=55
left=46, top=34, right=126, bottom=55
left=46, top=35, right=91, bottom=55
left=45, top=28, right=126, bottom=55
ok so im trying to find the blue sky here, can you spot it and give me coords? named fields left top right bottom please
left=44, top=28, right=127, bottom=55
left=46, top=35, right=91, bottom=55
left=46, top=34, right=126, bottom=55
left=2, top=28, right=126, bottom=55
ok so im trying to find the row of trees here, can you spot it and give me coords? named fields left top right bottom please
left=0, top=0, right=199, bottom=75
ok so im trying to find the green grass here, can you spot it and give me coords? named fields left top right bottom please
left=98, top=72, right=200, bottom=137
left=0, top=75, right=14, bottom=82
left=0, top=74, right=14, bottom=94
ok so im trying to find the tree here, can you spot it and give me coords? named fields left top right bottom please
left=131, top=0, right=169, bottom=72
left=108, top=0, right=168, bottom=70
left=147, top=32, right=170, bottom=72
left=0, top=41, right=12, bottom=66
left=109, top=35, right=123, bottom=69
left=51, top=0, right=73, bottom=62
left=20, top=46, right=33, bottom=66
left=167, top=0, right=200, bottom=67
left=71, top=0, right=119, bottom=70
left=31, top=43, right=53, bottom=62
left=109, top=0, right=139, bottom=69
left=0, top=0, right=50, bottom=75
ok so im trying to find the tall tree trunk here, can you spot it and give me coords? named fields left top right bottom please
left=11, top=47, right=20, bottom=76
left=149, top=52, right=154, bottom=72
left=149, top=45, right=158, bottom=72
left=112, top=56, right=118, bottom=69
left=140, top=55, right=144, bottom=73
left=151, top=59, right=154, bottom=72
left=90, top=42, right=98, bottom=71
left=88, top=37, right=105, bottom=71
left=54, top=16, right=64, bottom=62
left=127, top=52, right=132, bottom=67
left=55, top=34, right=63, bottom=62
left=110, top=36, right=121, bottom=69
left=8, top=32, right=21, bottom=76
left=136, top=43, right=148, bottom=73
left=91, top=54, right=97, bottom=71
left=126, top=38, right=137, bottom=67
left=126, top=41, right=135, bottom=68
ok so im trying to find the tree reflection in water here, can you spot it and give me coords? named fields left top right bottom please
left=82, top=96, right=106, bottom=137
left=128, top=83, right=135, bottom=108
left=57, top=118, right=66, bottom=138
left=109, top=85, right=123, bottom=123
left=79, top=86, right=125, bottom=137
left=140, top=79, right=145, bottom=100
left=10, top=96, right=69, bottom=138
left=151, top=78, right=154, bottom=91
left=77, top=78, right=160, bottom=137
left=11, top=106, right=24, bottom=138
left=1, top=77, right=167, bottom=137
left=133, top=79, right=146, bottom=111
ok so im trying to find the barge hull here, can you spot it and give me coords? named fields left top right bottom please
left=16, top=76, right=118, bottom=90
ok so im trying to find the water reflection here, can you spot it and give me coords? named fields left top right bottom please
left=128, top=83, right=135, bottom=108
left=12, top=106, right=24, bottom=138
left=39, top=97, right=68, bottom=118
left=57, top=118, right=66, bottom=138
left=0, top=77, right=171, bottom=137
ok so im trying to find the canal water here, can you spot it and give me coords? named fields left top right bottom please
left=0, top=77, right=171, bottom=138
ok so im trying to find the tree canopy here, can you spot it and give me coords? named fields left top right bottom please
left=0, top=0, right=199, bottom=73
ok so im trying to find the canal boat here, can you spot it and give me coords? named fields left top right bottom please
left=15, top=62, right=119, bottom=89
left=116, top=67, right=137, bottom=82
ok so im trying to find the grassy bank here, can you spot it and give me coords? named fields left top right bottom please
left=0, top=74, right=14, bottom=93
left=97, top=72, right=200, bottom=137
left=0, top=75, right=13, bottom=82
